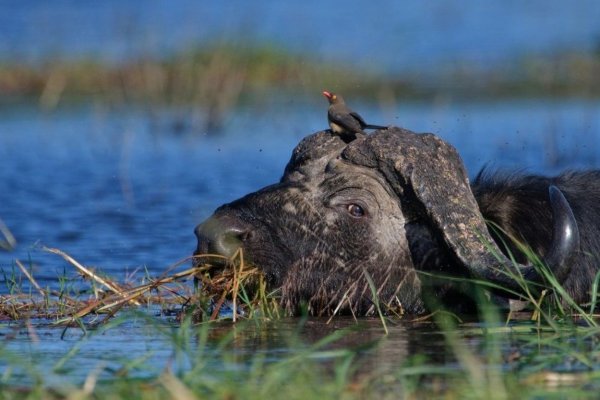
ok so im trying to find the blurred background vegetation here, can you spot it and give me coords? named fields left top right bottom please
left=2, top=1, right=599, bottom=132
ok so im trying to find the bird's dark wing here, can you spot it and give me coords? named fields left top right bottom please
left=329, top=110, right=364, bottom=133
left=349, top=111, right=367, bottom=128
left=350, top=111, right=386, bottom=130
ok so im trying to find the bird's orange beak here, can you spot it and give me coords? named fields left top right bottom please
left=322, top=91, right=332, bottom=99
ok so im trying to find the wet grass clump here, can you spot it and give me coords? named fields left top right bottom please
left=0, top=246, right=276, bottom=327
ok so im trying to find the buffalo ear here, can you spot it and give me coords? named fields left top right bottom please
left=341, top=127, right=576, bottom=290
left=343, top=128, right=500, bottom=271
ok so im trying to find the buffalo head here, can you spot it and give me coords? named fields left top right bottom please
left=194, top=127, right=579, bottom=316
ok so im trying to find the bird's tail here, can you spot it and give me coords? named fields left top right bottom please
left=363, top=124, right=388, bottom=130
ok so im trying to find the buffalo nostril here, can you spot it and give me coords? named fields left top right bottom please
left=238, top=230, right=253, bottom=242
left=195, top=215, right=253, bottom=258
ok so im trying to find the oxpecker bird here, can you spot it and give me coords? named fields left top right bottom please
left=322, top=91, right=386, bottom=142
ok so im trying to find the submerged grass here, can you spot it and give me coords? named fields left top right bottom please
left=0, top=218, right=16, bottom=252
left=0, top=313, right=367, bottom=399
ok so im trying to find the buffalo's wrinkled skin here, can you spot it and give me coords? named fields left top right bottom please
left=195, top=127, right=597, bottom=316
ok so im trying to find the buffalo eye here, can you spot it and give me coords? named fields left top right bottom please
left=347, top=204, right=365, bottom=218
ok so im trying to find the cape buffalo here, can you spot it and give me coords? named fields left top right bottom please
left=194, top=127, right=599, bottom=316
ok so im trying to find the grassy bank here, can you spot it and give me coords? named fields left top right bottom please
left=0, top=45, right=389, bottom=111
left=3, top=44, right=599, bottom=133
left=2, top=44, right=600, bottom=110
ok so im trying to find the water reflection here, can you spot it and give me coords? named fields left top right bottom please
left=2, top=307, right=598, bottom=391
left=0, top=315, right=424, bottom=386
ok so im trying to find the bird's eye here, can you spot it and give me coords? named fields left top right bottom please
left=347, top=204, right=365, bottom=217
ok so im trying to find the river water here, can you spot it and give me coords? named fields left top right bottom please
left=2, top=1, right=600, bottom=73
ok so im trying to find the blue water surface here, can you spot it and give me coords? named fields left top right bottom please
left=1, top=1, right=600, bottom=72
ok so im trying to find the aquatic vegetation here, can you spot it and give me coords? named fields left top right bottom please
left=0, top=245, right=281, bottom=328
left=0, top=218, right=16, bottom=252
left=1, top=239, right=600, bottom=398
left=2, top=44, right=600, bottom=134
left=0, top=44, right=387, bottom=132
